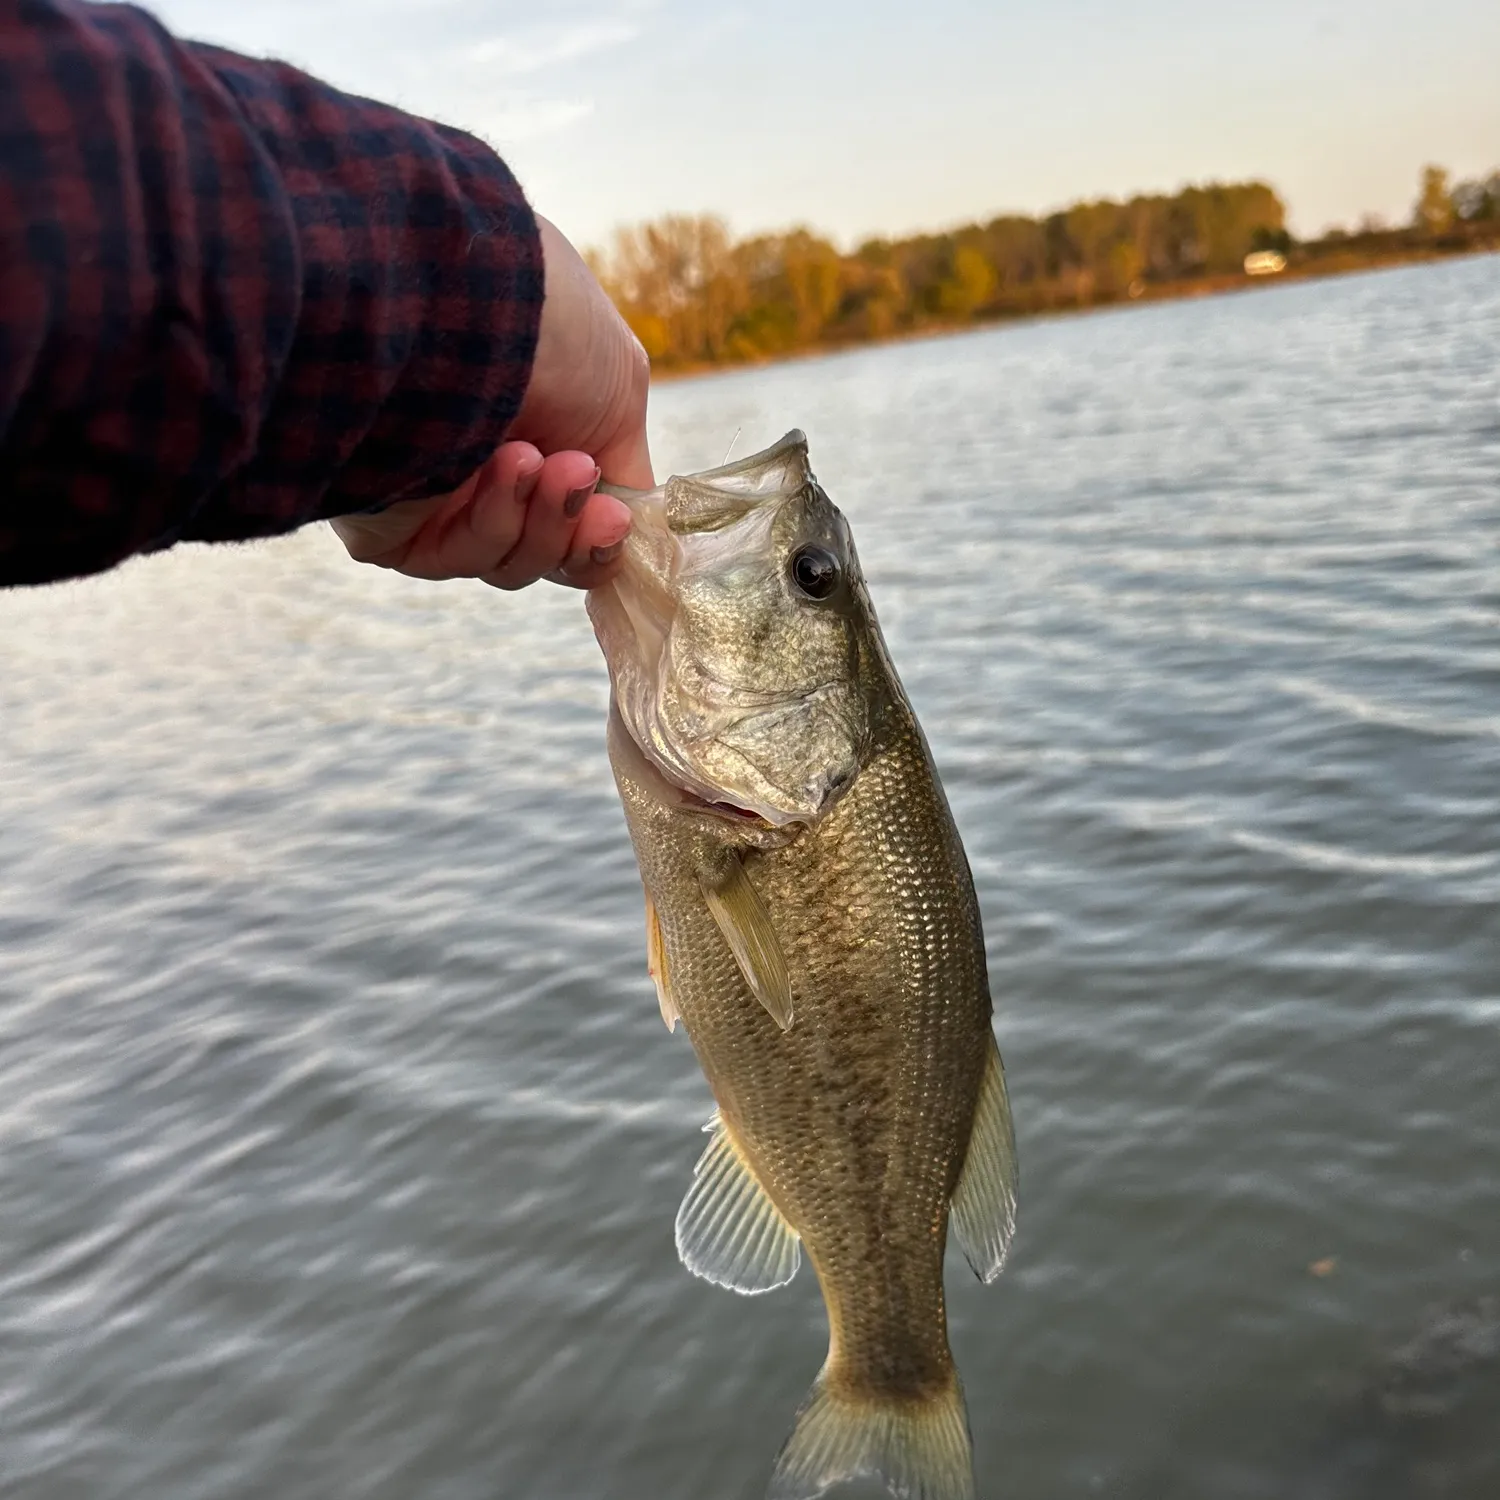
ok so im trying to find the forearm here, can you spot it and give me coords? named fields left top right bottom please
left=0, top=0, right=543, bottom=587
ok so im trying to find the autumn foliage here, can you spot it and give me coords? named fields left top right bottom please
left=589, top=166, right=1500, bottom=371
left=589, top=181, right=1288, bottom=369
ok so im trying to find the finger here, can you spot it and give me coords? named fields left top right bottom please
left=483, top=451, right=599, bottom=590
left=429, top=442, right=541, bottom=577
left=372, top=445, right=539, bottom=580
left=551, top=491, right=634, bottom=590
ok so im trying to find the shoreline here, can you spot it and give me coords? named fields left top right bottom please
left=649, top=242, right=1499, bottom=382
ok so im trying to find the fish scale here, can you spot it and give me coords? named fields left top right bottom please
left=591, top=432, right=1018, bottom=1500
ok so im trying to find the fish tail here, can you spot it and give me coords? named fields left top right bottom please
left=767, top=1365, right=973, bottom=1500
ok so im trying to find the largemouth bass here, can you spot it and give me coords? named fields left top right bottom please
left=588, top=432, right=1018, bottom=1500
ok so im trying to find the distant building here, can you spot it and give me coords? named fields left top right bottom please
left=1244, top=250, right=1287, bottom=276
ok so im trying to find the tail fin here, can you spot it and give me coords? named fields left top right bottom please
left=767, top=1367, right=973, bottom=1500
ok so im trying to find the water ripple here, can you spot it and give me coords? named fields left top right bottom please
left=2, top=256, right=1498, bottom=1500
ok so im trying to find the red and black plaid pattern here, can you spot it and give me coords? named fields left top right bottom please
left=0, top=0, right=544, bottom=586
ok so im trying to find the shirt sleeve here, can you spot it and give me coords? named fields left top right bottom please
left=0, top=0, right=544, bottom=587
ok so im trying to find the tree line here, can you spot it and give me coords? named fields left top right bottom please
left=1413, top=163, right=1500, bottom=233
left=588, top=165, right=1499, bottom=370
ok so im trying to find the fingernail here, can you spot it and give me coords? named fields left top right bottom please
left=590, top=539, right=625, bottom=566
left=564, top=467, right=601, bottom=519
left=515, top=461, right=544, bottom=506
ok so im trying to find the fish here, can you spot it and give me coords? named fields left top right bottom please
left=588, top=431, right=1018, bottom=1500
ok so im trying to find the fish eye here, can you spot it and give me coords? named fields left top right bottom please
left=789, top=544, right=840, bottom=600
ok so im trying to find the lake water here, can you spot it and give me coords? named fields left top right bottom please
left=2, top=256, right=1498, bottom=1500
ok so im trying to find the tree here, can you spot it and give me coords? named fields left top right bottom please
left=980, top=215, right=1046, bottom=295
left=936, top=243, right=998, bottom=318
left=585, top=174, right=1371, bottom=370
left=591, top=214, right=751, bottom=365
left=1452, top=171, right=1500, bottom=223
left=778, top=231, right=845, bottom=344
left=839, top=258, right=907, bottom=339
left=1250, top=224, right=1294, bottom=253
left=1414, top=165, right=1454, bottom=233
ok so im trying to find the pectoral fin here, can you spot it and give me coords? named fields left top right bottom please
left=699, top=855, right=794, bottom=1030
left=645, top=894, right=678, bottom=1032
left=950, top=1033, right=1019, bottom=1283
left=676, top=1111, right=801, bottom=1294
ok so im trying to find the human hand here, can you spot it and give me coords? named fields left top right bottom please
left=332, top=213, right=652, bottom=590
left=331, top=442, right=630, bottom=589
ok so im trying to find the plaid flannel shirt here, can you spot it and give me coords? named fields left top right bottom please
left=0, top=0, right=544, bottom=586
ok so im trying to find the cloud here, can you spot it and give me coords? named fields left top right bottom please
left=468, top=18, right=640, bottom=76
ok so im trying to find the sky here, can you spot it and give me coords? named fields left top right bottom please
left=141, top=0, right=1500, bottom=252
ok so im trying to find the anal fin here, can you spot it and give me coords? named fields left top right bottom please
left=699, top=854, right=794, bottom=1030
left=676, top=1111, right=800, bottom=1294
left=950, top=1032, right=1019, bottom=1283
